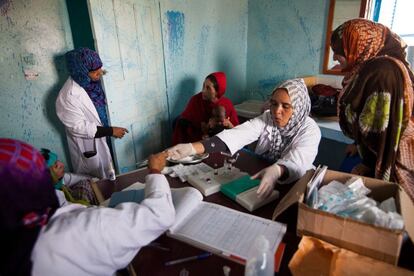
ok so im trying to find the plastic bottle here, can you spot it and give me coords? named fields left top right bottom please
left=108, top=161, right=116, bottom=181
left=244, top=235, right=274, bottom=276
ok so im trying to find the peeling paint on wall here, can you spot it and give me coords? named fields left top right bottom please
left=197, top=24, right=210, bottom=67
left=0, top=0, right=12, bottom=16
left=0, top=0, right=74, bottom=166
left=288, top=1, right=317, bottom=59
left=161, top=1, right=248, bottom=121
left=246, top=0, right=327, bottom=100
left=165, top=10, right=184, bottom=56
left=88, top=0, right=168, bottom=172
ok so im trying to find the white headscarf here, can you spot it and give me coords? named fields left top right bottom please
left=265, top=78, right=311, bottom=160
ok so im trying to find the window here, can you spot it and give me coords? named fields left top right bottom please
left=368, top=0, right=414, bottom=45
left=366, top=0, right=414, bottom=69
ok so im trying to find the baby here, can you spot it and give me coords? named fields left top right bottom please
left=202, top=105, right=234, bottom=138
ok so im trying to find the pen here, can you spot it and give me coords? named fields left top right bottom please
left=164, top=252, right=212, bottom=266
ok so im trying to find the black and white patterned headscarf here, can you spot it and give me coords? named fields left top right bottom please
left=266, top=78, right=311, bottom=161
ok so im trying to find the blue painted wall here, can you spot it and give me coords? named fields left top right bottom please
left=246, top=0, right=329, bottom=100
left=88, top=0, right=170, bottom=173
left=0, top=0, right=331, bottom=173
left=0, top=0, right=73, bottom=166
left=160, top=0, right=249, bottom=120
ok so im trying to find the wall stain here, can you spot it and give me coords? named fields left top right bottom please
left=197, top=24, right=210, bottom=66
left=288, top=2, right=317, bottom=58
left=258, top=76, right=289, bottom=92
left=258, top=77, right=278, bottom=91
left=165, top=10, right=184, bottom=56
left=0, top=0, right=12, bottom=16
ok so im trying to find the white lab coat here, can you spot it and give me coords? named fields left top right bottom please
left=56, top=77, right=112, bottom=179
left=31, top=174, right=175, bottom=276
left=217, top=110, right=321, bottom=184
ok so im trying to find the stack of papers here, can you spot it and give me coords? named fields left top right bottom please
left=305, top=165, right=328, bottom=207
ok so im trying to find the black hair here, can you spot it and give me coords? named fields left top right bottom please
left=330, top=25, right=345, bottom=56
left=40, top=148, right=51, bottom=161
left=206, top=74, right=219, bottom=92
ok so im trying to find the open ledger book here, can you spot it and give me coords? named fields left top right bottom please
left=104, top=182, right=287, bottom=262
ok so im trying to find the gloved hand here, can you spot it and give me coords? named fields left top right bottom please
left=251, top=164, right=282, bottom=199
left=167, top=143, right=196, bottom=160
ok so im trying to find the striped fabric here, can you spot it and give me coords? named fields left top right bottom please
left=332, top=19, right=414, bottom=202
left=266, top=78, right=311, bottom=160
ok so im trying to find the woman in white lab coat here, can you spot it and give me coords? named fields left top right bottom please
left=168, top=78, right=321, bottom=198
left=56, top=47, right=128, bottom=179
left=0, top=138, right=175, bottom=276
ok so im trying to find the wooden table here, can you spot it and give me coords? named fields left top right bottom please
left=94, top=150, right=414, bottom=276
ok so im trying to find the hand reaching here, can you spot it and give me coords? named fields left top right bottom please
left=148, top=151, right=168, bottom=172
left=112, top=127, right=129, bottom=139
left=251, top=164, right=282, bottom=199
left=167, top=143, right=196, bottom=160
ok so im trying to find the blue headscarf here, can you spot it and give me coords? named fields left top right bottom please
left=40, top=148, right=64, bottom=189
left=66, top=48, right=109, bottom=126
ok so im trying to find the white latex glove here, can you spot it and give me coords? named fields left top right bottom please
left=167, top=143, right=196, bottom=160
left=251, top=164, right=282, bottom=199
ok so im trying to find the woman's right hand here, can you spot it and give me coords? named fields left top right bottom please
left=345, top=143, right=358, bottom=156
left=112, top=127, right=129, bottom=139
left=167, top=143, right=196, bottom=160
left=148, top=151, right=168, bottom=172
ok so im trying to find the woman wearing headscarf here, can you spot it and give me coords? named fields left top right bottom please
left=168, top=78, right=321, bottom=198
left=330, top=19, right=414, bottom=201
left=40, top=148, right=98, bottom=206
left=0, top=138, right=175, bottom=276
left=56, top=47, right=128, bottom=179
left=172, top=72, right=239, bottom=144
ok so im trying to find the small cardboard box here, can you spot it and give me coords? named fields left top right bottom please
left=272, top=169, right=414, bottom=265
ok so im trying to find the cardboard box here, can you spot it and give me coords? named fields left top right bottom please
left=272, top=169, right=414, bottom=265
left=289, top=236, right=414, bottom=276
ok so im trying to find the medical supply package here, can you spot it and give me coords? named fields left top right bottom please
left=272, top=169, right=414, bottom=265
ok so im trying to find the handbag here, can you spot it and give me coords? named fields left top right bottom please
left=309, top=84, right=340, bottom=117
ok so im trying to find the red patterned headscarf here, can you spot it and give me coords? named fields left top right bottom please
left=0, top=138, right=59, bottom=275
left=331, top=19, right=414, bottom=202
left=331, top=18, right=413, bottom=93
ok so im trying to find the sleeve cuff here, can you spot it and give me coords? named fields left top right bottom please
left=95, top=126, right=113, bottom=138
left=149, top=168, right=161, bottom=174
left=144, top=174, right=170, bottom=196
left=200, top=136, right=229, bottom=153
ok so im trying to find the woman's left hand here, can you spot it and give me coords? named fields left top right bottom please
left=251, top=164, right=282, bottom=198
